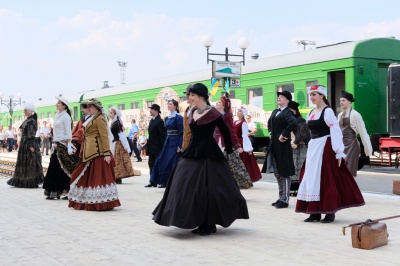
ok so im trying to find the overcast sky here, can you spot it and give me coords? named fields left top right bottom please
left=1, top=0, right=400, bottom=106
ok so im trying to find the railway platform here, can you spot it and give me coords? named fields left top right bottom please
left=0, top=152, right=399, bottom=265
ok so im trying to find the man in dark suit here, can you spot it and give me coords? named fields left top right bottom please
left=262, top=91, right=297, bottom=208
left=145, top=104, right=166, bottom=187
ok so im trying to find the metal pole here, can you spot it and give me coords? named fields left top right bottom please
left=9, top=98, right=12, bottom=127
left=206, top=47, right=209, bottom=64
left=225, top=47, right=229, bottom=61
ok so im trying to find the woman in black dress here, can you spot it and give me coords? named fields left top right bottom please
left=153, top=83, right=249, bottom=236
left=7, top=103, right=44, bottom=188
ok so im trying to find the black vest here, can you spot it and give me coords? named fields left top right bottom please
left=307, top=107, right=330, bottom=139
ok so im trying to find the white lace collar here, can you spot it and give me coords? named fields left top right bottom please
left=168, top=111, right=177, bottom=118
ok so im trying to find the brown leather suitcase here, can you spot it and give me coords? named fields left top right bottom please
left=351, top=221, right=388, bottom=249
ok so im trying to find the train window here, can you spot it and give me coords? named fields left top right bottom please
left=221, top=90, right=236, bottom=98
left=306, top=81, right=319, bottom=107
left=73, top=106, right=78, bottom=121
left=131, top=102, right=139, bottom=109
left=118, top=104, right=125, bottom=110
left=276, top=84, right=294, bottom=93
left=248, top=88, right=263, bottom=108
left=41, top=113, right=44, bottom=119
left=48, top=112, right=52, bottom=119
left=146, top=101, right=154, bottom=108
left=179, top=96, right=186, bottom=102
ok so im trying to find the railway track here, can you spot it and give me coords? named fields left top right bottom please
left=0, top=160, right=48, bottom=178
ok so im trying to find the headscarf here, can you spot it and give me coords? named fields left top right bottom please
left=238, top=105, right=248, bottom=117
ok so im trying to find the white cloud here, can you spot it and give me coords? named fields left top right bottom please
left=58, top=10, right=112, bottom=28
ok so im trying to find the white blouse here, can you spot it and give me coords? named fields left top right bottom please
left=241, top=122, right=253, bottom=152
left=53, top=110, right=72, bottom=142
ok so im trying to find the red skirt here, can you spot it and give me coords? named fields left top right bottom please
left=239, top=152, right=262, bottom=182
left=295, top=138, right=365, bottom=214
left=68, top=156, right=121, bottom=211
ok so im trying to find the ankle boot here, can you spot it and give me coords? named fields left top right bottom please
left=191, top=224, right=205, bottom=234
left=321, top=214, right=335, bottom=223
left=200, top=225, right=217, bottom=236
left=304, top=214, right=321, bottom=222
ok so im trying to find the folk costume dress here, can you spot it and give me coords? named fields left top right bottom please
left=110, top=116, right=135, bottom=180
left=295, top=107, right=365, bottom=214
left=153, top=107, right=249, bottom=229
left=7, top=116, right=44, bottom=188
left=43, top=110, right=79, bottom=198
left=233, top=119, right=262, bottom=183
left=68, top=111, right=121, bottom=211
left=289, top=117, right=311, bottom=192
left=149, top=111, right=183, bottom=187
left=214, top=112, right=253, bottom=189
left=338, top=108, right=373, bottom=177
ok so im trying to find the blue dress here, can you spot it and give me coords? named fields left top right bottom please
left=150, top=112, right=183, bottom=186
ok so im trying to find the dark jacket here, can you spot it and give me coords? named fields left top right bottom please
left=262, top=107, right=297, bottom=176
left=147, top=115, right=166, bottom=155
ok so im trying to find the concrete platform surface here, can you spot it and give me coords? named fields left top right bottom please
left=0, top=152, right=400, bottom=266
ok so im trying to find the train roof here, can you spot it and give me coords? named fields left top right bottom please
left=17, top=37, right=400, bottom=111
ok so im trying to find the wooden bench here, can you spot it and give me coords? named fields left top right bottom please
left=379, top=137, right=400, bottom=166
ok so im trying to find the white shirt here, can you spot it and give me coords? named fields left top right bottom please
left=337, top=108, right=373, bottom=156
left=247, top=121, right=256, bottom=131
left=0, top=130, right=5, bottom=140
left=6, top=129, right=15, bottom=139
left=275, top=106, right=288, bottom=117
left=53, top=110, right=72, bottom=142
left=40, top=126, right=51, bottom=137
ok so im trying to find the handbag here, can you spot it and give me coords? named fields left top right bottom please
left=351, top=220, right=388, bottom=250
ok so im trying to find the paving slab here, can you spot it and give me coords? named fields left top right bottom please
left=0, top=152, right=399, bottom=265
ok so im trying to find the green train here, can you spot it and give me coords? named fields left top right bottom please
left=10, top=37, right=400, bottom=150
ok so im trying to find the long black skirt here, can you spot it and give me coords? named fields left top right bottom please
left=153, top=157, right=249, bottom=229
left=43, top=144, right=78, bottom=198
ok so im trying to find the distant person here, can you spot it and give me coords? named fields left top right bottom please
left=149, top=99, right=183, bottom=188
left=138, top=130, right=148, bottom=160
left=48, top=123, right=53, bottom=149
left=128, top=119, right=142, bottom=162
left=109, top=106, right=135, bottom=184
left=144, top=104, right=166, bottom=187
left=296, top=85, right=365, bottom=223
left=5, top=126, right=16, bottom=152
left=181, top=84, right=194, bottom=152
left=337, top=91, right=373, bottom=177
left=288, top=101, right=310, bottom=194
left=40, top=121, right=51, bottom=155
left=261, top=91, right=297, bottom=209
left=35, top=125, right=41, bottom=147
left=7, top=103, right=44, bottom=188
left=245, top=115, right=257, bottom=146
left=0, top=125, right=6, bottom=152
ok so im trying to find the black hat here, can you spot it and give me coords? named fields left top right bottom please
left=149, top=103, right=161, bottom=113
left=184, top=84, right=194, bottom=95
left=189, top=83, right=209, bottom=100
left=277, top=90, right=292, bottom=102
left=340, top=91, right=355, bottom=102
left=288, top=101, right=299, bottom=110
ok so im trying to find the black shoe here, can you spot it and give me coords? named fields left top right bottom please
left=62, top=196, right=68, bottom=200
left=116, top=179, right=122, bottom=184
left=200, top=225, right=217, bottom=236
left=191, top=224, right=206, bottom=234
left=304, top=214, right=321, bottom=222
left=157, top=184, right=166, bottom=188
left=271, top=200, right=280, bottom=206
left=274, top=201, right=288, bottom=208
left=144, top=183, right=156, bottom=188
left=45, top=196, right=54, bottom=200
left=46, top=153, right=49, bottom=155
left=321, top=214, right=335, bottom=223
left=136, top=160, right=142, bottom=162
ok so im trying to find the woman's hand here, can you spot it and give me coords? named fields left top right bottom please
left=30, top=147, right=34, bottom=152
left=237, top=148, right=243, bottom=153
left=338, top=157, right=342, bottom=167
left=177, top=147, right=181, bottom=153
left=104, top=156, right=111, bottom=164
left=291, top=143, right=297, bottom=149
left=248, top=151, right=253, bottom=155
left=278, top=135, right=288, bottom=142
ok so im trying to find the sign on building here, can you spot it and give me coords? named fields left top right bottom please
left=212, top=61, right=241, bottom=78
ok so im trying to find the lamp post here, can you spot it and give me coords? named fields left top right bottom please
left=202, top=35, right=249, bottom=65
left=0, top=93, right=22, bottom=127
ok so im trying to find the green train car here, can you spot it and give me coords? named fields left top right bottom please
left=11, top=37, right=400, bottom=150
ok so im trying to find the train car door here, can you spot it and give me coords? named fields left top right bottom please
left=327, top=71, right=345, bottom=115
left=388, top=64, right=400, bottom=136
